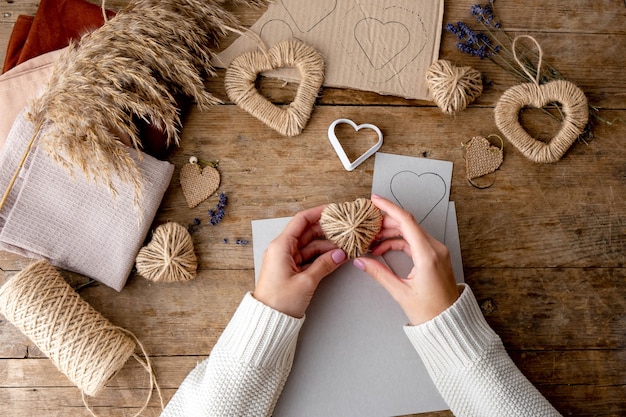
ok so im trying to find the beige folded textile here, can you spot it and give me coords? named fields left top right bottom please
left=0, top=49, right=64, bottom=150
left=0, top=111, right=174, bottom=291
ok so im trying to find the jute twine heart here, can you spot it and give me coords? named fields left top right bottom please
left=465, top=135, right=503, bottom=180
left=136, top=222, right=197, bottom=282
left=494, top=36, right=588, bottom=163
left=180, top=162, right=220, bottom=208
left=224, top=39, right=324, bottom=137
left=319, top=198, right=383, bottom=259
left=425, top=59, right=483, bottom=115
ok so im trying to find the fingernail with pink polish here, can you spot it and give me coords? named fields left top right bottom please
left=353, top=258, right=365, bottom=271
left=332, top=249, right=347, bottom=264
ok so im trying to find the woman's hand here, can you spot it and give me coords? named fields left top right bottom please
left=353, top=195, right=459, bottom=325
left=254, top=204, right=347, bottom=318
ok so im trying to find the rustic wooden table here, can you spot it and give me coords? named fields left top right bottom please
left=1, top=1, right=625, bottom=416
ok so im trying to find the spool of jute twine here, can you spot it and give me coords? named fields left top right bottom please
left=0, top=260, right=162, bottom=416
left=135, top=222, right=197, bottom=282
left=494, top=35, right=588, bottom=163
left=425, top=59, right=483, bottom=115
left=320, top=198, right=383, bottom=259
left=224, top=38, right=325, bottom=137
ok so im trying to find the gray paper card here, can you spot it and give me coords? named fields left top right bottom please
left=251, top=218, right=449, bottom=416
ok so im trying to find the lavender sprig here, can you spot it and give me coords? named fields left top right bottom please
left=208, top=192, right=227, bottom=225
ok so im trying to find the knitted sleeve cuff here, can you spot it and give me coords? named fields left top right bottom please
left=214, top=292, right=304, bottom=370
left=403, top=284, right=500, bottom=377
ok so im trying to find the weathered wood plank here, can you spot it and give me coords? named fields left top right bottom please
left=1, top=266, right=624, bottom=359
left=3, top=348, right=624, bottom=389
left=1, top=106, right=623, bottom=271
left=153, top=106, right=625, bottom=270
left=1, top=347, right=625, bottom=416
left=1, top=1, right=625, bottom=416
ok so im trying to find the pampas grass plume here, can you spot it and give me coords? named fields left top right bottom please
left=28, top=0, right=269, bottom=203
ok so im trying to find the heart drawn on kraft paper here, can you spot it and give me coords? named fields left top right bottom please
left=355, top=19, right=410, bottom=70
left=281, top=0, right=337, bottom=32
left=389, top=171, right=447, bottom=224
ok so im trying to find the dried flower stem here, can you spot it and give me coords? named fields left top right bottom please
left=26, top=0, right=269, bottom=205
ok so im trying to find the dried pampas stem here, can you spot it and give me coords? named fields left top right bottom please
left=26, top=0, right=269, bottom=203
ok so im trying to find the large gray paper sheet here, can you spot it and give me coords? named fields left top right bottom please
left=250, top=153, right=463, bottom=415
left=251, top=210, right=463, bottom=415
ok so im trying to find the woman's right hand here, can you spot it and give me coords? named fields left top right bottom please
left=353, top=194, right=460, bottom=326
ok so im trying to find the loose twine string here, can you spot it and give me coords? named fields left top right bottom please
left=0, top=260, right=163, bottom=416
left=425, top=59, right=483, bottom=115
left=319, top=198, right=383, bottom=259
left=494, top=35, right=588, bottom=163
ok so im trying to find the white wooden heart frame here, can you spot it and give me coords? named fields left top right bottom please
left=327, top=118, right=383, bottom=171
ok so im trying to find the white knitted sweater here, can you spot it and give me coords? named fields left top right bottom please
left=161, top=285, right=561, bottom=417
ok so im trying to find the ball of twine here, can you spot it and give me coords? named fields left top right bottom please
left=135, top=222, right=197, bottom=282
left=425, top=59, right=483, bottom=115
left=0, top=260, right=137, bottom=397
left=320, top=198, right=383, bottom=259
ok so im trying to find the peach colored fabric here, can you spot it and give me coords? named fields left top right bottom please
left=0, top=48, right=64, bottom=150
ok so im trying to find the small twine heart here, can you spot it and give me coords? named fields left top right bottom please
left=319, top=198, right=383, bottom=259
left=136, top=222, right=197, bottom=282
left=180, top=162, right=220, bottom=208
left=224, top=39, right=324, bottom=137
left=494, top=79, right=588, bottom=163
left=425, top=59, right=483, bottom=115
left=465, top=136, right=503, bottom=180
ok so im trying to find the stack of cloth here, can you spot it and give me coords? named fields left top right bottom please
left=0, top=0, right=177, bottom=291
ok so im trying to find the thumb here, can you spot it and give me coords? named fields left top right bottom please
left=303, top=249, right=347, bottom=284
left=353, top=257, right=406, bottom=303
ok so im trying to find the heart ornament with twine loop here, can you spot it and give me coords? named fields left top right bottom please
left=224, top=39, right=324, bottom=137
left=179, top=157, right=220, bottom=208
left=494, top=35, right=588, bottom=163
left=463, top=134, right=504, bottom=189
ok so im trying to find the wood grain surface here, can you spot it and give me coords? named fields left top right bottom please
left=0, top=0, right=624, bottom=416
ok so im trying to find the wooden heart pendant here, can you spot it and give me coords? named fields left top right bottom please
left=224, top=39, right=324, bottom=137
left=179, top=162, right=220, bottom=208
left=494, top=79, right=588, bottom=163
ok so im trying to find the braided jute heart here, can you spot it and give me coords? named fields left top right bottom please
left=224, top=39, right=324, bottom=137
left=494, top=36, right=588, bottom=163
left=320, top=198, right=383, bottom=259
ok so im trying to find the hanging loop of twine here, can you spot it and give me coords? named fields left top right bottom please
left=512, top=35, right=543, bottom=85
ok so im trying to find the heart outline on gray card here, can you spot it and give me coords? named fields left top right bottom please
left=389, top=170, right=447, bottom=224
